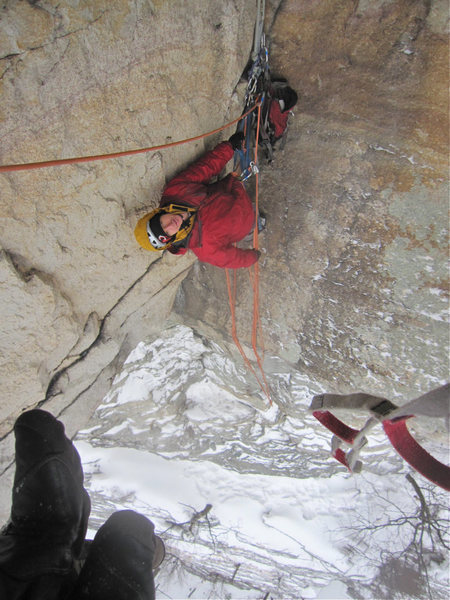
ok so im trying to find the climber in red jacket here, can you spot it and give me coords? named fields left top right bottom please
left=134, top=133, right=261, bottom=269
left=268, top=84, right=298, bottom=143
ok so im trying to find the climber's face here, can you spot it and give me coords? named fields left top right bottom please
left=160, top=211, right=189, bottom=236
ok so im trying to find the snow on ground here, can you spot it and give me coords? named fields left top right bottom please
left=75, top=325, right=449, bottom=600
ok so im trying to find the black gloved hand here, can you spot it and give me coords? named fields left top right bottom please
left=228, top=131, right=245, bottom=151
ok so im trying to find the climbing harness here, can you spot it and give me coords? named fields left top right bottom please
left=309, top=384, right=450, bottom=491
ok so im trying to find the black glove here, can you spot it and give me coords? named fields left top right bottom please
left=253, top=249, right=261, bottom=260
left=228, top=131, right=245, bottom=151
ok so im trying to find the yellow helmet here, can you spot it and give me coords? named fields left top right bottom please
left=134, top=204, right=197, bottom=252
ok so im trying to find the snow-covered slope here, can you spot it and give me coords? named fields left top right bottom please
left=75, top=325, right=449, bottom=599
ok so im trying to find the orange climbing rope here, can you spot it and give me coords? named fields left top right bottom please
left=225, top=100, right=272, bottom=405
left=225, top=268, right=268, bottom=396
left=0, top=104, right=259, bottom=173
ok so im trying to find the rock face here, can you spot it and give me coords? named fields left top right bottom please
left=0, top=0, right=448, bottom=516
left=0, top=0, right=255, bottom=436
left=177, top=0, right=449, bottom=400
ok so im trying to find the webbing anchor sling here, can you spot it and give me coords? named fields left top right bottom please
left=309, top=384, right=450, bottom=490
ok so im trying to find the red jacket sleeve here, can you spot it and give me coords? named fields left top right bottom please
left=164, top=142, right=234, bottom=194
left=169, top=242, right=257, bottom=267
left=193, top=243, right=258, bottom=269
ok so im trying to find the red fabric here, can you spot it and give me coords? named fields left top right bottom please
left=269, top=100, right=289, bottom=139
left=383, top=419, right=450, bottom=491
left=312, top=410, right=360, bottom=444
left=314, top=409, right=450, bottom=491
left=333, top=448, right=352, bottom=471
left=160, top=142, right=258, bottom=269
